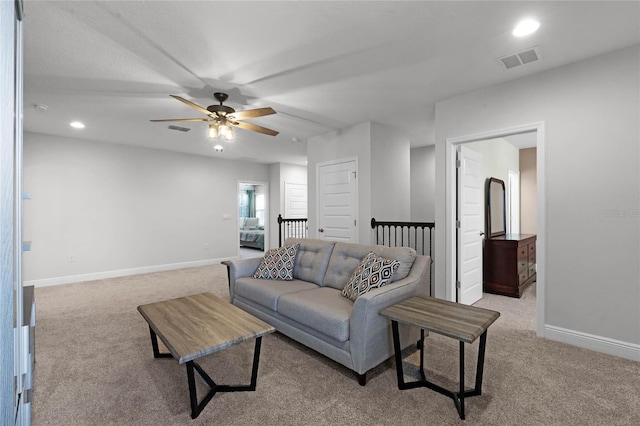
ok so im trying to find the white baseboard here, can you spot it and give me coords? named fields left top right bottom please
left=25, top=257, right=237, bottom=288
left=544, top=324, right=640, bottom=362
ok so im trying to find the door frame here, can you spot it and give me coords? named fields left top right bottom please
left=445, top=122, right=545, bottom=336
left=315, top=157, right=358, bottom=241
left=237, top=180, right=269, bottom=255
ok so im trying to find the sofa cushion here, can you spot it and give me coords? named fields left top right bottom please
left=322, top=242, right=416, bottom=290
left=341, top=252, right=400, bottom=301
left=235, top=277, right=318, bottom=311
left=284, top=238, right=336, bottom=285
left=278, top=287, right=352, bottom=342
left=253, top=243, right=300, bottom=280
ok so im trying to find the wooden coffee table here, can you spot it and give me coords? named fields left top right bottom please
left=137, top=292, right=275, bottom=419
left=381, top=296, right=500, bottom=420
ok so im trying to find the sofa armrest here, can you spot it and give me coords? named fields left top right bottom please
left=226, top=257, right=262, bottom=302
left=348, top=255, right=430, bottom=373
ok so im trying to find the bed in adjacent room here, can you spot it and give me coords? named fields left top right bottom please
left=239, top=217, right=264, bottom=250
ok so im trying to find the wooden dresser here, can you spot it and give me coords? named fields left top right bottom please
left=483, top=234, right=536, bottom=298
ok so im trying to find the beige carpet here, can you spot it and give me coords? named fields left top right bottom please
left=32, top=265, right=639, bottom=425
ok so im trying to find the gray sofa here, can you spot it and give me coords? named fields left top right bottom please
left=226, top=238, right=431, bottom=385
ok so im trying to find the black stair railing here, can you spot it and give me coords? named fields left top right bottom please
left=370, top=218, right=435, bottom=258
left=278, top=214, right=308, bottom=247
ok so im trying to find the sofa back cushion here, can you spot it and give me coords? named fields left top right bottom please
left=322, top=242, right=416, bottom=290
left=285, top=238, right=336, bottom=286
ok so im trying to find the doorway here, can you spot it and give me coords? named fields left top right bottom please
left=238, top=181, right=268, bottom=259
left=446, top=122, right=545, bottom=335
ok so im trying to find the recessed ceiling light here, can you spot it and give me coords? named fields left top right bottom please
left=513, top=19, right=540, bottom=37
left=70, top=121, right=85, bottom=129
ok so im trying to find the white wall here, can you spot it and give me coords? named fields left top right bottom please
left=435, top=45, right=640, bottom=356
left=410, top=145, right=435, bottom=222
left=23, top=132, right=270, bottom=285
left=465, top=138, right=519, bottom=235
left=371, top=122, right=411, bottom=223
left=520, top=148, right=537, bottom=234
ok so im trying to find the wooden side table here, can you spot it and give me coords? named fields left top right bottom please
left=381, top=296, right=500, bottom=420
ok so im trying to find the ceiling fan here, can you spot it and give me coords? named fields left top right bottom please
left=151, top=92, right=278, bottom=139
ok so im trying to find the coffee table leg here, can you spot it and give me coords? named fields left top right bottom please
left=249, top=334, right=262, bottom=390
left=185, top=336, right=264, bottom=419
left=148, top=327, right=172, bottom=359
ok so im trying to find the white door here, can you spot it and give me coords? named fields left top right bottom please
left=457, top=146, right=483, bottom=305
left=284, top=182, right=307, bottom=218
left=317, top=159, right=357, bottom=242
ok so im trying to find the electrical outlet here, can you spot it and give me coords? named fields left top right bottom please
left=204, top=243, right=209, bottom=251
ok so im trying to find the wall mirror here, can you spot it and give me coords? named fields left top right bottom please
left=487, top=177, right=506, bottom=238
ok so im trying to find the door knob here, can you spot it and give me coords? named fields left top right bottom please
left=318, top=228, right=324, bottom=233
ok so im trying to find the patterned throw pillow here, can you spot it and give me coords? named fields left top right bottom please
left=341, top=252, right=400, bottom=301
left=253, top=243, right=300, bottom=280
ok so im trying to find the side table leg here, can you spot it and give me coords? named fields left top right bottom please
left=459, top=341, right=465, bottom=420
left=391, top=321, right=406, bottom=388
left=474, top=330, right=488, bottom=394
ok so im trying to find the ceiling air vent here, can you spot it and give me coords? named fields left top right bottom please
left=497, top=46, right=542, bottom=70
left=168, top=125, right=190, bottom=132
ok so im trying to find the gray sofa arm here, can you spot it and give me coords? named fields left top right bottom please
left=349, top=255, right=431, bottom=374
left=225, top=257, right=262, bottom=302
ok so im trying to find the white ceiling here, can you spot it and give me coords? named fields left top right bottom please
left=23, top=1, right=640, bottom=166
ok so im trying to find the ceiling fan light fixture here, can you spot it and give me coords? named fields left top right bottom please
left=221, top=123, right=234, bottom=141
left=207, top=124, right=219, bottom=140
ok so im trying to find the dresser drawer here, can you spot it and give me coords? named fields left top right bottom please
left=528, top=242, right=536, bottom=256
left=519, top=271, right=529, bottom=284
left=518, top=246, right=528, bottom=258
left=518, top=260, right=528, bottom=273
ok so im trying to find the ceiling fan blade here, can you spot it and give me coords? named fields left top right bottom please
left=232, top=121, right=279, bottom=136
left=229, top=107, right=276, bottom=120
left=150, top=118, right=213, bottom=122
left=170, top=95, right=212, bottom=116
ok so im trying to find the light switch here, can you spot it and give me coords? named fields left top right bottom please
left=222, top=214, right=231, bottom=220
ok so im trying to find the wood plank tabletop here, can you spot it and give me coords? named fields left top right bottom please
left=138, top=292, right=275, bottom=364
left=381, top=296, right=500, bottom=343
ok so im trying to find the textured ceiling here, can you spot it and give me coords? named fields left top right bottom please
left=23, top=1, right=640, bottom=165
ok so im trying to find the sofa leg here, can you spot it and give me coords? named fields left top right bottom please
left=356, top=372, right=367, bottom=386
